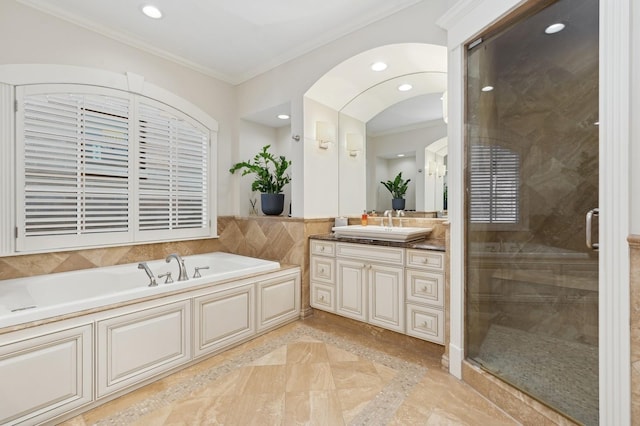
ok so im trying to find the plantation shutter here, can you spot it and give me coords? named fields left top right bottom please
left=17, top=87, right=132, bottom=251
left=137, top=100, right=209, bottom=240
left=469, top=144, right=520, bottom=224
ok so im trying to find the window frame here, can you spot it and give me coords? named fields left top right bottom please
left=0, top=66, right=218, bottom=256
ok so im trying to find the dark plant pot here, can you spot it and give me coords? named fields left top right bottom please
left=392, top=198, right=405, bottom=211
left=261, top=193, right=285, bottom=215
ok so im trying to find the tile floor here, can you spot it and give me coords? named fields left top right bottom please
left=61, top=316, right=518, bottom=425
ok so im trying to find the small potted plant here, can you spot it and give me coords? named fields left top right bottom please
left=381, top=172, right=411, bottom=210
left=229, top=145, right=291, bottom=215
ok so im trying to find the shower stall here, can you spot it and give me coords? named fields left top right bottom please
left=464, top=0, right=599, bottom=424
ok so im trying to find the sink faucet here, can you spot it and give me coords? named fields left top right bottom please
left=383, top=210, right=393, bottom=227
left=396, top=209, right=405, bottom=227
left=166, top=253, right=189, bottom=281
left=138, top=262, right=157, bottom=287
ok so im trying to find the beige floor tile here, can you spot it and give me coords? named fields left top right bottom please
left=286, top=362, right=336, bottom=392
left=242, top=364, right=287, bottom=394
left=225, top=392, right=285, bottom=425
left=284, top=390, right=345, bottom=425
left=286, top=341, right=330, bottom=364
left=330, top=360, right=384, bottom=389
left=249, top=344, right=287, bottom=366
left=336, top=386, right=384, bottom=424
left=326, top=343, right=361, bottom=363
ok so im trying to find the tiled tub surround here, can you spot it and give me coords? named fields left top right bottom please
left=0, top=256, right=301, bottom=425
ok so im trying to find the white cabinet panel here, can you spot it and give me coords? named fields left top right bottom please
left=336, top=259, right=367, bottom=321
left=310, top=240, right=335, bottom=256
left=97, top=300, right=190, bottom=397
left=406, top=249, right=444, bottom=271
left=311, top=255, right=335, bottom=284
left=406, top=269, right=444, bottom=307
left=0, top=324, right=92, bottom=426
left=369, top=265, right=404, bottom=332
left=406, top=304, right=444, bottom=344
left=336, top=243, right=404, bottom=265
left=257, top=272, right=300, bottom=332
left=194, top=284, right=254, bottom=358
left=311, top=282, right=335, bottom=311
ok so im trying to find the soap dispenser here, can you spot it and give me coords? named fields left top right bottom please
left=361, top=210, right=368, bottom=226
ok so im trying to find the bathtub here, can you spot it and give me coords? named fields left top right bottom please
left=0, top=252, right=280, bottom=330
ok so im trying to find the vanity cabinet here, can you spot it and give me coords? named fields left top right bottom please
left=405, top=249, right=445, bottom=344
left=310, top=238, right=445, bottom=344
left=0, top=321, right=92, bottom=426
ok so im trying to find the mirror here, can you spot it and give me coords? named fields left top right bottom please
left=338, top=73, right=447, bottom=215
left=304, top=43, right=448, bottom=217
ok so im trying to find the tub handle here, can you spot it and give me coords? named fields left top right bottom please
left=193, top=266, right=210, bottom=278
left=158, top=272, right=174, bottom=284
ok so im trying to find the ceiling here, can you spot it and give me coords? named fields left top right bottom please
left=17, top=0, right=423, bottom=85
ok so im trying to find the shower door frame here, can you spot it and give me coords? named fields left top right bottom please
left=437, top=0, right=631, bottom=424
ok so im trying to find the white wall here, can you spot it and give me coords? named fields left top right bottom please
left=632, top=0, right=640, bottom=235
left=0, top=0, right=237, bottom=215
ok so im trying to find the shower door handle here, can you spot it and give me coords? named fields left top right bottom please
left=586, top=208, right=599, bottom=250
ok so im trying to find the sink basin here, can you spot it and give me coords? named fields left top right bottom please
left=331, top=225, right=432, bottom=242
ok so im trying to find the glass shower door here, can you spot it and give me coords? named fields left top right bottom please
left=464, top=0, right=599, bottom=424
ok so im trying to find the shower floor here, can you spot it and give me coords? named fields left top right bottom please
left=475, top=324, right=598, bottom=426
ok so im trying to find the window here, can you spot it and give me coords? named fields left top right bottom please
left=469, top=144, right=520, bottom=224
left=15, top=84, right=212, bottom=252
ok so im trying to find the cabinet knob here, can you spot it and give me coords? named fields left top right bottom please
left=320, top=246, right=325, bottom=252
left=422, top=286, right=428, bottom=292
left=320, top=295, right=325, bottom=301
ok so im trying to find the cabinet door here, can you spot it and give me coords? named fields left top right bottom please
left=369, top=264, right=404, bottom=332
left=257, top=272, right=300, bottom=332
left=0, top=324, right=92, bottom=426
left=405, top=269, right=444, bottom=308
left=406, top=303, right=444, bottom=344
left=311, top=282, right=335, bottom=312
left=310, top=255, right=335, bottom=284
left=336, top=259, right=367, bottom=321
left=97, top=300, right=191, bottom=398
left=194, top=284, right=255, bottom=358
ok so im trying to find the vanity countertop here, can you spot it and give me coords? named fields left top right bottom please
left=309, top=233, right=446, bottom=252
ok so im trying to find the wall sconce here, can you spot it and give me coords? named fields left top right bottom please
left=437, top=164, right=447, bottom=177
left=315, top=121, right=335, bottom=149
left=346, top=133, right=363, bottom=157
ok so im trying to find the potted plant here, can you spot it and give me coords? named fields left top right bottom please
left=381, top=172, right=411, bottom=210
left=229, top=145, right=291, bottom=215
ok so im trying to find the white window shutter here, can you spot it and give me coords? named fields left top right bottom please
left=469, top=144, right=520, bottom=224
left=16, top=87, right=133, bottom=251
left=136, top=100, right=210, bottom=240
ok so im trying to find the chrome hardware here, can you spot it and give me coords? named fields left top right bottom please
left=396, top=209, right=405, bottom=227
left=586, top=208, right=599, bottom=250
left=166, top=253, right=189, bottom=281
left=193, top=266, right=210, bottom=278
left=383, top=210, right=393, bottom=227
left=158, top=272, right=173, bottom=284
left=138, top=262, right=157, bottom=287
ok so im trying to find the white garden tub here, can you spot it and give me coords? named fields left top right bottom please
left=0, top=252, right=280, bottom=329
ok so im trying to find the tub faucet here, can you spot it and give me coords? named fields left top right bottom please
left=138, top=262, right=157, bottom=287
left=166, top=253, right=189, bottom=281
left=383, top=210, right=393, bottom=227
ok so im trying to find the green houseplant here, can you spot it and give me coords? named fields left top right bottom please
left=229, top=144, right=291, bottom=215
left=381, top=172, right=411, bottom=210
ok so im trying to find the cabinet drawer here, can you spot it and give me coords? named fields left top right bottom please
left=406, top=304, right=444, bottom=344
left=406, top=249, right=444, bottom=271
left=406, top=269, right=444, bottom=307
left=336, top=243, right=404, bottom=265
left=311, top=255, right=335, bottom=284
left=311, top=240, right=335, bottom=257
left=311, top=282, right=335, bottom=312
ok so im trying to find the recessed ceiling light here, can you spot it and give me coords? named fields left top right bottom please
left=277, top=114, right=290, bottom=120
left=371, top=62, right=388, bottom=71
left=398, top=83, right=412, bottom=92
left=481, top=85, right=494, bottom=92
left=397, top=154, right=405, bottom=157
left=545, top=23, right=565, bottom=34
left=142, top=5, right=163, bottom=19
